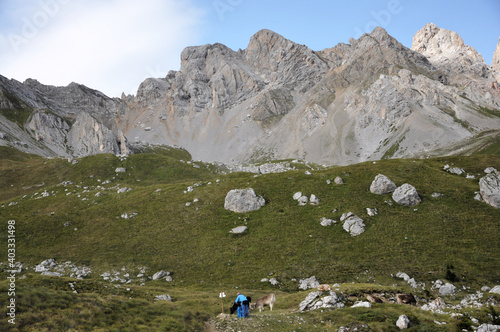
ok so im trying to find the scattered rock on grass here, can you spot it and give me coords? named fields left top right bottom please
left=224, top=188, right=265, bottom=213
left=342, top=215, right=365, bottom=236
left=392, top=184, right=421, bottom=206
left=479, top=172, right=500, bottom=208
left=396, top=314, right=410, bottom=329
left=370, top=174, right=397, bottom=194
left=230, top=226, right=248, bottom=234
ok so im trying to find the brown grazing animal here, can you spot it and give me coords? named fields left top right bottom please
left=364, top=293, right=385, bottom=303
left=396, top=293, right=417, bottom=305
left=317, top=284, right=331, bottom=292
left=250, top=293, right=276, bottom=312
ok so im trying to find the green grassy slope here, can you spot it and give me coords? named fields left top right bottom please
left=1, top=146, right=499, bottom=330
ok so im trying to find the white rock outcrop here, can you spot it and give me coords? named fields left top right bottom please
left=299, top=291, right=344, bottom=311
left=224, top=188, right=265, bottom=213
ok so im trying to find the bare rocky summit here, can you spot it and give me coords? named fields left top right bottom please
left=493, top=37, right=500, bottom=72
left=1, top=23, right=499, bottom=165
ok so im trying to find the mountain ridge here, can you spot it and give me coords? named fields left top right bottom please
left=1, top=24, right=499, bottom=165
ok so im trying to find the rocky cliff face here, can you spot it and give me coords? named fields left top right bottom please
left=1, top=24, right=499, bottom=164
left=0, top=75, right=129, bottom=158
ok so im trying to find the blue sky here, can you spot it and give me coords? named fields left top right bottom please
left=0, top=0, right=499, bottom=97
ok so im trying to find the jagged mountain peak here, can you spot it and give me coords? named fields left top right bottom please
left=412, top=22, right=485, bottom=64
left=411, top=23, right=497, bottom=87
left=180, top=42, right=237, bottom=69
left=246, top=29, right=291, bottom=49
left=244, top=28, right=329, bottom=90
left=492, top=36, right=500, bottom=71
left=2, top=24, right=500, bottom=165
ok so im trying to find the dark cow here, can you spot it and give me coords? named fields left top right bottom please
left=396, top=293, right=417, bottom=305
left=364, top=293, right=385, bottom=303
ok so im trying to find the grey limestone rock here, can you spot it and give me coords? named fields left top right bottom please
left=297, top=196, right=308, bottom=206
left=370, top=174, right=397, bottom=194
left=152, top=270, right=170, bottom=280
left=438, top=282, right=456, bottom=296
left=342, top=215, right=366, bottom=236
left=334, top=176, right=344, bottom=184
left=490, top=285, right=500, bottom=294
left=412, top=23, right=493, bottom=86
left=35, top=259, right=57, bottom=272
left=477, top=324, right=500, bottom=332
left=448, top=167, right=465, bottom=175
left=493, top=37, right=500, bottom=72
left=27, top=111, right=70, bottom=152
left=224, top=188, right=265, bottom=213
left=485, top=167, right=498, bottom=174
left=67, top=112, right=124, bottom=157
left=309, top=194, right=320, bottom=205
left=352, top=301, right=371, bottom=308
left=340, top=212, right=354, bottom=222
left=299, top=291, right=344, bottom=312
left=299, top=291, right=321, bottom=311
left=320, top=217, right=335, bottom=226
left=392, top=184, right=421, bottom=206
left=396, top=314, right=410, bottom=329
left=298, top=276, right=320, bottom=290
left=479, top=172, right=500, bottom=208
left=229, top=226, right=248, bottom=234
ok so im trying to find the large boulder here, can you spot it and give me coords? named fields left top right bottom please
left=396, top=315, right=410, bottom=329
left=479, top=172, right=500, bottom=208
left=370, top=174, right=397, bottom=194
left=392, top=184, right=421, bottom=206
left=224, top=188, right=265, bottom=213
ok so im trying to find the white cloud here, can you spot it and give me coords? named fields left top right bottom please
left=0, top=0, right=205, bottom=97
